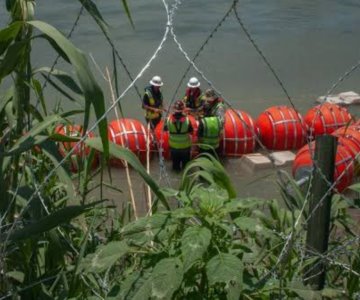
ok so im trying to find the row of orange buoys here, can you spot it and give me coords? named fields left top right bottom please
left=292, top=103, right=358, bottom=192
left=54, top=102, right=358, bottom=192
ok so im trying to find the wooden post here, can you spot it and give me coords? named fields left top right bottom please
left=304, top=135, right=337, bottom=289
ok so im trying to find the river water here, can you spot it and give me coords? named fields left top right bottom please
left=1, top=0, right=360, bottom=211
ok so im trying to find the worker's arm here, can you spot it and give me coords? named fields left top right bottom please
left=142, top=95, right=164, bottom=112
left=143, top=105, right=164, bottom=113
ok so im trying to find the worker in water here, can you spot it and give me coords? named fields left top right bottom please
left=183, top=77, right=203, bottom=118
left=165, top=100, right=193, bottom=171
left=200, top=88, right=225, bottom=127
left=142, top=75, right=164, bottom=129
left=197, top=98, right=222, bottom=156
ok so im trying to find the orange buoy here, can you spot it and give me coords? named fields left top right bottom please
left=292, top=142, right=354, bottom=192
left=108, top=119, right=153, bottom=167
left=304, top=103, right=352, bottom=138
left=154, top=115, right=199, bottom=160
left=256, top=106, right=306, bottom=150
left=220, top=109, right=257, bottom=156
left=332, top=126, right=360, bottom=159
left=54, top=124, right=97, bottom=172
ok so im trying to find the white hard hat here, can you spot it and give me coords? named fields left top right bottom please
left=149, top=75, right=163, bottom=87
left=187, top=77, right=200, bottom=88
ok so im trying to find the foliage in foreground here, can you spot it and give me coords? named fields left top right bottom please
left=2, top=145, right=360, bottom=299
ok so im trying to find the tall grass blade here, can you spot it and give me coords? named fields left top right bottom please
left=0, top=40, right=28, bottom=82
left=120, top=0, right=135, bottom=28
left=0, top=86, right=14, bottom=114
left=40, top=140, right=76, bottom=201
left=0, top=200, right=105, bottom=242
left=79, top=0, right=108, bottom=33
left=5, top=114, right=63, bottom=156
left=28, top=20, right=109, bottom=159
left=35, top=67, right=84, bottom=95
left=0, top=21, right=22, bottom=55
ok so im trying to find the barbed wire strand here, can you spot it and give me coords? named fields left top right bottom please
left=92, top=10, right=143, bottom=101
left=254, top=136, right=360, bottom=287
left=231, top=1, right=360, bottom=287
left=166, top=0, right=277, bottom=166
left=35, top=4, right=85, bottom=109
left=303, top=236, right=360, bottom=281
left=169, top=0, right=239, bottom=104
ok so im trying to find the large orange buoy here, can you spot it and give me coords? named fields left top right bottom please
left=55, top=124, right=97, bottom=172
left=154, top=115, right=199, bottom=160
left=256, top=106, right=306, bottom=150
left=304, top=103, right=352, bottom=138
left=108, top=119, right=153, bottom=167
left=292, top=142, right=354, bottom=192
left=332, top=126, right=360, bottom=159
left=220, top=109, right=257, bottom=156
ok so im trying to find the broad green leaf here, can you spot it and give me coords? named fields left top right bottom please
left=0, top=21, right=22, bottom=55
left=31, top=78, right=47, bottom=115
left=79, top=241, right=129, bottom=273
left=121, top=213, right=174, bottom=244
left=43, top=75, right=82, bottom=102
left=28, top=20, right=109, bottom=159
left=36, top=67, right=83, bottom=95
left=224, top=198, right=265, bottom=213
left=132, top=258, right=183, bottom=300
left=171, top=207, right=196, bottom=219
left=206, top=253, right=243, bottom=298
left=150, top=258, right=183, bottom=299
left=181, top=226, right=211, bottom=271
left=348, top=182, right=360, bottom=193
left=40, top=140, right=76, bottom=201
left=132, top=279, right=152, bottom=300
left=5, top=115, right=62, bottom=156
left=0, top=85, right=14, bottom=114
left=119, top=271, right=151, bottom=300
left=234, top=217, right=264, bottom=233
left=288, top=286, right=321, bottom=299
left=0, top=40, right=28, bottom=82
left=0, top=200, right=104, bottom=242
left=38, top=34, right=70, bottom=63
left=4, top=100, right=16, bottom=128
left=6, top=271, right=24, bottom=283
left=159, top=187, right=178, bottom=198
left=86, top=138, right=169, bottom=210
left=5, top=135, right=48, bottom=157
left=181, top=155, right=236, bottom=199
left=79, top=0, right=109, bottom=33
left=321, top=288, right=345, bottom=298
